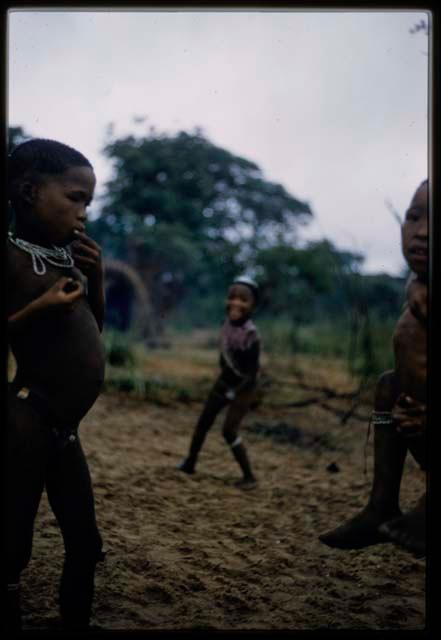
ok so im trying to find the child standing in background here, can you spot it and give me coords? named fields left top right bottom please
left=178, top=276, right=261, bottom=489
left=319, top=180, right=428, bottom=557
left=7, top=138, right=106, bottom=631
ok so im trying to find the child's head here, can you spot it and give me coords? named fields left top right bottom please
left=8, top=138, right=96, bottom=246
left=225, top=276, right=259, bottom=322
left=401, top=180, right=428, bottom=280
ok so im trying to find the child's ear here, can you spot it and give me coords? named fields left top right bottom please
left=19, top=180, right=38, bottom=205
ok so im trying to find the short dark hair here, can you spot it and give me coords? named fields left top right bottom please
left=8, top=138, right=93, bottom=209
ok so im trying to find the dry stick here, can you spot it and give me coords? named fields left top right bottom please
left=265, top=395, right=368, bottom=422
left=295, top=382, right=360, bottom=399
left=319, top=401, right=366, bottom=423
left=288, top=363, right=365, bottom=399
left=265, top=372, right=369, bottom=423
left=266, top=372, right=364, bottom=402
left=384, top=198, right=403, bottom=226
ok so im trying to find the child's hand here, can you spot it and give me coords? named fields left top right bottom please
left=393, top=395, right=426, bottom=437
left=37, top=277, right=84, bottom=310
left=70, top=231, right=103, bottom=281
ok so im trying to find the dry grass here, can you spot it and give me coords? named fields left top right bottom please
left=14, top=329, right=426, bottom=631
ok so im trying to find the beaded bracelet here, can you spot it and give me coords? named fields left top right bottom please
left=371, top=411, right=393, bottom=425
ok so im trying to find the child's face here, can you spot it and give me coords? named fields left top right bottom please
left=225, top=284, right=255, bottom=322
left=401, top=182, right=428, bottom=279
left=30, top=166, right=96, bottom=246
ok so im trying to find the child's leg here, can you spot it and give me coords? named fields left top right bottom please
left=222, top=389, right=256, bottom=487
left=178, top=378, right=228, bottom=473
left=379, top=432, right=426, bottom=557
left=379, top=490, right=426, bottom=557
left=45, top=434, right=104, bottom=631
left=319, top=370, right=407, bottom=549
left=6, top=391, right=51, bottom=630
left=406, top=431, right=426, bottom=470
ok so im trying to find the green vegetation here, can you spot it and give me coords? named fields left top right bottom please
left=103, top=329, right=213, bottom=404
left=103, top=330, right=137, bottom=367
left=257, top=315, right=395, bottom=380
left=103, top=372, right=201, bottom=405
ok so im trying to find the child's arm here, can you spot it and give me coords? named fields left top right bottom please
left=229, top=340, right=260, bottom=396
left=8, top=277, right=85, bottom=333
left=70, top=232, right=105, bottom=332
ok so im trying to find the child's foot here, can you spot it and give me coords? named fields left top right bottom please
left=319, top=504, right=401, bottom=549
left=234, top=476, right=257, bottom=490
left=378, top=497, right=425, bottom=558
left=177, top=458, right=195, bottom=474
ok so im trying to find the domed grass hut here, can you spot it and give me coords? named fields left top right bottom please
left=103, top=258, right=155, bottom=342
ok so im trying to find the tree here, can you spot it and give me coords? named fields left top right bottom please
left=8, top=125, right=32, bottom=152
left=90, top=127, right=313, bottom=322
left=254, top=240, right=364, bottom=320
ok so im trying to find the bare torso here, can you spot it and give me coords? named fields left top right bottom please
left=8, top=243, right=106, bottom=426
left=393, top=303, right=427, bottom=404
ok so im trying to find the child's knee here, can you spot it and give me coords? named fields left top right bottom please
left=196, top=414, right=214, bottom=434
left=374, top=370, right=399, bottom=411
left=65, top=528, right=104, bottom=565
left=222, top=425, right=237, bottom=446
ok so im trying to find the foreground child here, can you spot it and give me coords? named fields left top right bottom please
left=7, top=139, right=106, bottom=630
left=319, top=180, right=428, bottom=557
left=178, top=277, right=261, bottom=489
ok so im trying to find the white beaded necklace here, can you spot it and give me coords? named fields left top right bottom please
left=8, top=232, right=74, bottom=276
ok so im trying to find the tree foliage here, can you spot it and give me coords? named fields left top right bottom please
left=99, top=128, right=312, bottom=243
left=254, top=240, right=365, bottom=321
left=8, top=125, right=31, bottom=152
left=90, top=127, right=313, bottom=321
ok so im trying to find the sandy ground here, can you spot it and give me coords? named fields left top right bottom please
left=17, top=345, right=426, bottom=632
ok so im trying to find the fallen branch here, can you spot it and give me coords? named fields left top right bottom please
left=262, top=369, right=372, bottom=425
left=265, top=397, right=368, bottom=422
left=385, top=198, right=402, bottom=226
left=295, top=382, right=360, bottom=400
left=266, top=396, right=325, bottom=409
left=319, top=401, right=367, bottom=423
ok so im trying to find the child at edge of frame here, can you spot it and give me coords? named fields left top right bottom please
left=177, top=275, right=262, bottom=490
left=319, top=179, right=428, bottom=558
left=6, top=138, right=107, bottom=631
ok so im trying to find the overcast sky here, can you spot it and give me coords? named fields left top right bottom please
left=8, top=9, right=429, bottom=275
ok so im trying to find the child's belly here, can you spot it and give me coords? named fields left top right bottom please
left=393, top=308, right=427, bottom=403
left=11, top=299, right=106, bottom=425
